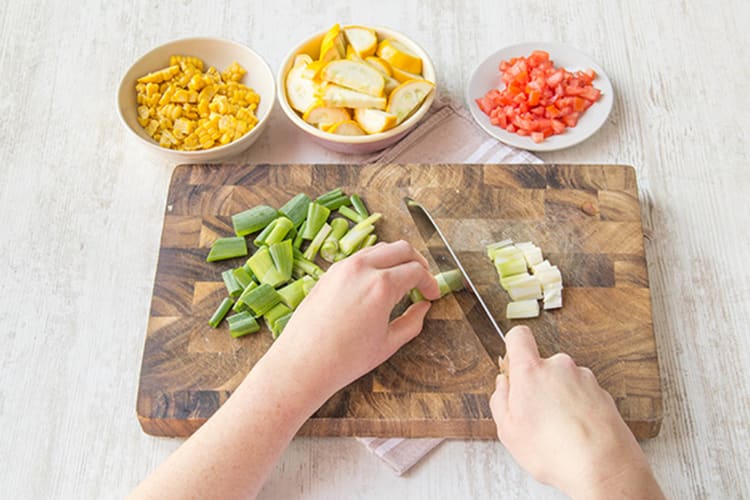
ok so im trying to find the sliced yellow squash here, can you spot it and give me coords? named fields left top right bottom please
left=320, top=24, right=347, bottom=62
left=327, top=120, right=366, bottom=136
left=353, top=108, right=398, bottom=134
left=391, top=65, right=423, bottom=83
left=377, top=38, right=422, bottom=74
left=320, top=60, right=385, bottom=97
left=318, top=83, right=387, bottom=110
left=387, top=79, right=434, bottom=124
left=344, top=26, right=378, bottom=58
left=302, top=101, right=351, bottom=126
left=286, top=56, right=317, bottom=113
left=302, top=60, right=327, bottom=80
left=383, top=75, right=400, bottom=94
left=364, top=56, right=392, bottom=77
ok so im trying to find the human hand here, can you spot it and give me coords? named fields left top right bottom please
left=267, top=240, right=440, bottom=402
left=490, top=326, right=663, bottom=499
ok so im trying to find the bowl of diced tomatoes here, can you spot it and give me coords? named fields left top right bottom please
left=466, top=42, right=614, bottom=152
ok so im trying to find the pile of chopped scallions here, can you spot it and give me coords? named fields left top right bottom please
left=205, top=188, right=465, bottom=339
left=486, top=239, right=563, bottom=319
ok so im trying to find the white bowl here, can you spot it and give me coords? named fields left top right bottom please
left=117, top=37, right=275, bottom=162
left=466, top=42, right=614, bottom=152
left=277, top=26, right=436, bottom=154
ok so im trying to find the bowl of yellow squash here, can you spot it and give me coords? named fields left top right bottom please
left=278, top=24, right=436, bottom=154
left=117, top=37, right=275, bottom=161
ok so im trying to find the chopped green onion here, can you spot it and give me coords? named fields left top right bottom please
left=232, top=205, right=278, bottom=236
left=436, top=269, right=465, bottom=296
left=408, top=288, right=426, bottom=303
left=232, top=266, right=254, bottom=290
left=350, top=194, right=369, bottom=218
left=227, top=311, right=260, bottom=337
left=301, top=275, right=317, bottom=295
left=292, top=257, right=324, bottom=279
left=263, top=303, right=292, bottom=338
left=277, top=278, right=306, bottom=309
left=495, top=257, right=527, bottom=278
left=253, top=218, right=278, bottom=247
left=206, top=237, right=247, bottom=262
left=320, top=218, right=350, bottom=262
left=338, top=205, right=364, bottom=223
left=264, top=217, right=294, bottom=245
left=409, top=269, right=465, bottom=303
left=248, top=246, right=287, bottom=287
left=293, top=220, right=307, bottom=249
left=338, top=213, right=381, bottom=256
left=486, top=239, right=514, bottom=259
left=222, top=270, right=243, bottom=299
left=279, top=193, right=312, bottom=228
left=303, top=222, right=332, bottom=261
left=208, top=298, right=234, bottom=328
left=301, top=203, right=331, bottom=240
left=339, top=224, right=373, bottom=256
left=316, top=188, right=344, bottom=204
left=270, top=312, right=293, bottom=339
left=238, top=283, right=282, bottom=316
left=269, top=239, right=293, bottom=282
left=319, top=194, right=352, bottom=210
left=233, top=281, right=259, bottom=312
left=506, top=300, right=540, bottom=319
left=361, top=234, right=377, bottom=248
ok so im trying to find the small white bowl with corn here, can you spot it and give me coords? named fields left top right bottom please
left=117, top=37, right=275, bottom=162
left=278, top=25, right=436, bottom=154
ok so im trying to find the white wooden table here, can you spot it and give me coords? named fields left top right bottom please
left=1, top=0, right=748, bottom=498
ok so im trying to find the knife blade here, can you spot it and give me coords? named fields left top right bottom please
left=404, top=197, right=506, bottom=344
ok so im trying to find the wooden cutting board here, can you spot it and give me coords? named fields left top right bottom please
left=137, top=163, right=662, bottom=439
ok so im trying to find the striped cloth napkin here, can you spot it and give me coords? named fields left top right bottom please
left=355, top=104, right=542, bottom=475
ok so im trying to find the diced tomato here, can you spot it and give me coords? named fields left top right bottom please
left=572, top=97, right=587, bottom=112
left=476, top=51, right=601, bottom=143
left=580, top=87, right=601, bottom=101
left=562, top=112, right=580, bottom=127
left=547, top=70, right=564, bottom=87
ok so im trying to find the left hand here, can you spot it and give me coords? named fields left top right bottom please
left=267, top=240, right=441, bottom=401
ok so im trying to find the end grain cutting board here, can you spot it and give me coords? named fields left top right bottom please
left=137, top=163, right=662, bottom=439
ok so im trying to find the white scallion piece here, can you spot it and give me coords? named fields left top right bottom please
left=495, top=257, right=527, bottom=278
left=536, top=266, right=563, bottom=291
left=493, top=246, right=523, bottom=262
left=508, top=275, right=542, bottom=301
left=500, top=272, right=532, bottom=290
left=506, top=299, right=540, bottom=319
left=486, top=239, right=514, bottom=259
left=521, top=246, right=544, bottom=267
left=543, top=285, right=563, bottom=310
left=531, top=260, right=552, bottom=274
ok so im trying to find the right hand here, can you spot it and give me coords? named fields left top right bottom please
left=490, top=326, right=664, bottom=499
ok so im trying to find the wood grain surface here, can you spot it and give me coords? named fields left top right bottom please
left=138, top=163, right=661, bottom=439
left=2, top=0, right=749, bottom=498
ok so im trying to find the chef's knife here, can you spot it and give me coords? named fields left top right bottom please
left=404, top=197, right=506, bottom=344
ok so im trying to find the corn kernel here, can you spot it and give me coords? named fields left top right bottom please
left=134, top=57, right=259, bottom=151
